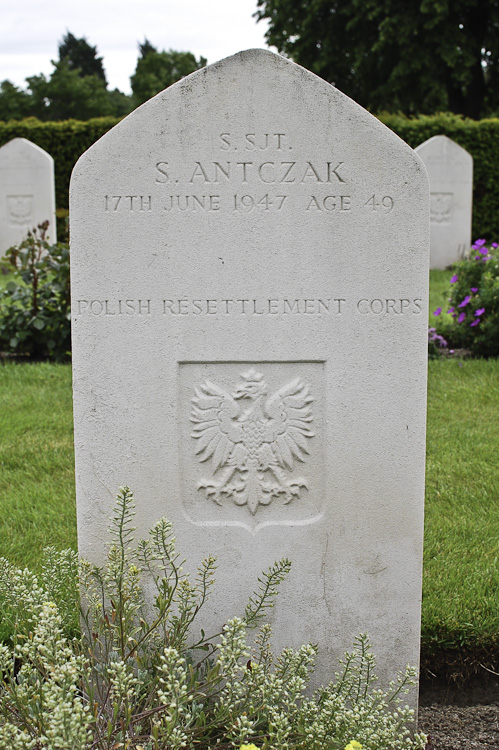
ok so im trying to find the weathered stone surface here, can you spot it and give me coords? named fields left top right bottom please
left=70, top=50, right=429, bottom=699
left=0, top=137, right=57, bottom=254
left=415, top=135, right=473, bottom=269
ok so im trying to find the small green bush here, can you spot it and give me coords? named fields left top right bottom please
left=0, top=222, right=71, bottom=360
left=432, top=239, right=499, bottom=358
left=0, top=487, right=426, bottom=750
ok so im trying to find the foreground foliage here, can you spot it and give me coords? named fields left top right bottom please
left=0, top=488, right=426, bottom=750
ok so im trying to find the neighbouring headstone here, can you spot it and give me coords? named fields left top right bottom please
left=415, top=135, right=473, bottom=269
left=0, top=137, right=57, bottom=255
left=70, top=50, right=429, bottom=701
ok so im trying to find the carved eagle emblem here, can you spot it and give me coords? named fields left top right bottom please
left=190, top=368, right=314, bottom=514
left=7, top=195, right=33, bottom=225
left=430, top=192, right=453, bottom=223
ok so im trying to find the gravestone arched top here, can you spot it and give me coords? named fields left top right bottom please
left=416, top=133, right=472, bottom=154
left=74, top=48, right=425, bottom=186
left=416, top=134, right=473, bottom=171
left=0, top=137, right=55, bottom=166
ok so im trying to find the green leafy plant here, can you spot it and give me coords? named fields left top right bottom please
left=0, top=221, right=71, bottom=360
left=0, top=488, right=426, bottom=749
left=432, top=239, right=499, bottom=358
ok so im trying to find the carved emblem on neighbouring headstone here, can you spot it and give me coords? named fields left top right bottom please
left=7, top=194, right=33, bottom=225
left=190, top=368, right=314, bottom=514
left=430, top=192, right=453, bottom=224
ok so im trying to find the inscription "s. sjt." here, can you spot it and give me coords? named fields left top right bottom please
left=219, top=133, right=290, bottom=151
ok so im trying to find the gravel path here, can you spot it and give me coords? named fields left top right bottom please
left=419, top=703, right=499, bottom=749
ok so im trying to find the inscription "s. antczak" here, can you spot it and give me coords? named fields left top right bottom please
left=155, top=160, right=346, bottom=185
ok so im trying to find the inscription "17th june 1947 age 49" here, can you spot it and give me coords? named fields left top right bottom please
left=104, top=192, right=394, bottom=214
left=103, top=131, right=395, bottom=214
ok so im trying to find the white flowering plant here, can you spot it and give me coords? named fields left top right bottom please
left=0, top=487, right=427, bottom=750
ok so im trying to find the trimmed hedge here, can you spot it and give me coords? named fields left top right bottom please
left=379, top=112, right=499, bottom=240
left=2, top=112, right=499, bottom=238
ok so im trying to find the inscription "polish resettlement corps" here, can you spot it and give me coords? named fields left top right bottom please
left=75, top=297, right=423, bottom=317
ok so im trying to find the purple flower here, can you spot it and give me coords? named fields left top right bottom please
left=447, top=307, right=454, bottom=314
left=471, top=287, right=478, bottom=293
left=470, top=319, right=480, bottom=327
left=475, top=255, right=481, bottom=260
left=450, top=274, right=458, bottom=283
left=475, top=239, right=487, bottom=247
left=433, top=307, right=442, bottom=316
left=475, top=308, right=485, bottom=316
left=492, top=242, right=498, bottom=248
left=428, top=327, right=447, bottom=347
left=459, top=362, right=463, bottom=367
left=450, top=349, right=455, bottom=354
left=458, top=312, right=466, bottom=323
left=458, top=295, right=471, bottom=308
left=479, top=247, right=489, bottom=255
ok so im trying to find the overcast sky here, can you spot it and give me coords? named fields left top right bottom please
left=1, top=0, right=272, bottom=94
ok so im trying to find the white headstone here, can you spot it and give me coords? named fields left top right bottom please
left=415, top=135, right=473, bottom=269
left=70, top=50, right=429, bottom=700
left=0, top=137, right=57, bottom=254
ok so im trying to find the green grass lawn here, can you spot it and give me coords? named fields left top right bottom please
left=423, top=358, right=499, bottom=652
left=1, top=357, right=498, bottom=655
left=1, top=269, right=498, bottom=658
left=0, top=363, right=76, bottom=565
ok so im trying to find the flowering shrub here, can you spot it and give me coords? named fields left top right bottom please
left=0, top=221, right=71, bottom=361
left=0, top=488, right=426, bottom=750
left=432, top=239, right=499, bottom=358
left=427, top=327, right=448, bottom=359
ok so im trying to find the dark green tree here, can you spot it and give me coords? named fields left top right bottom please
left=58, top=31, right=107, bottom=83
left=25, top=61, right=114, bottom=120
left=131, top=46, right=207, bottom=105
left=0, top=30, right=134, bottom=121
left=255, top=0, right=499, bottom=118
left=0, top=81, right=33, bottom=120
left=138, top=38, right=158, bottom=59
